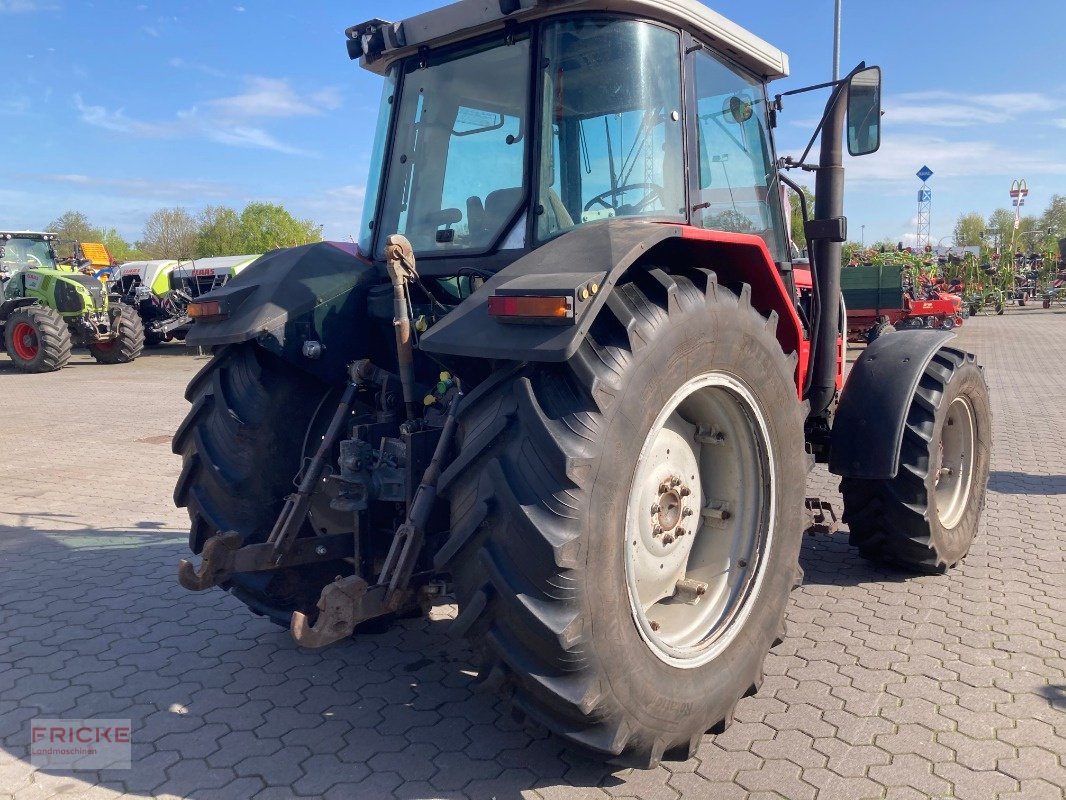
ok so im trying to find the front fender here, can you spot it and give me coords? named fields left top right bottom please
left=829, top=329, right=955, bottom=479
left=186, top=242, right=381, bottom=381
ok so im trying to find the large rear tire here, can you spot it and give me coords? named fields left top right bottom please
left=841, top=346, right=991, bottom=572
left=3, top=305, right=72, bottom=373
left=90, top=308, right=145, bottom=364
left=172, top=342, right=336, bottom=624
left=437, top=270, right=807, bottom=767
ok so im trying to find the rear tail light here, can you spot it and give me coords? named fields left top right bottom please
left=188, top=300, right=223, bottom=319
left=488, top=295, right=573, bottom=321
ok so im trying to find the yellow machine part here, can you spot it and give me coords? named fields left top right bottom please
left=79, top=242, right=114, bottom=267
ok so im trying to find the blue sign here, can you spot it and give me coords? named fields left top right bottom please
left=919, top=189, right=932, bottom=202
left=917, top=166, right=934, bottom=182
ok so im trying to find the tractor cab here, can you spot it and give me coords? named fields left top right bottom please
left=354, top=6, right=794, bottom=273
left=0, top=232, right=59, bottom=276
left=351, top=2, right=879, bottom=289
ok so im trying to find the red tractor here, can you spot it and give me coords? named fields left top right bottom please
left=173, top=0, right=991, bottom=767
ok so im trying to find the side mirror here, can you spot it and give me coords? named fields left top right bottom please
left=847, top=66, right=881, bottom=157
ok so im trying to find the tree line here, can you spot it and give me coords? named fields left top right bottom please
left=952, top=195, right=1065, bottom=254
left=47, top=203, right=323, bottom=263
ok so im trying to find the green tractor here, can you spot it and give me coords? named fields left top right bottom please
left=0, top=231, right=144, bottom=372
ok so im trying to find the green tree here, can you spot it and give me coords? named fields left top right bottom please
left=196, top=206, right=245, bottom=257
left=785, top=187, right=814, bottom=250
left=98, top=228, right=141, bottom=262
left=236, top=203, right=322, bottom=253
left=952, top=212, right=985, bottom=248
left=47, top=210, right=98, bottom=242
left=1038, top=194, right=1066, bottom=253
left=139, top=208, right=198, bottom=259
left=985, top=208, right=1017, bottom=252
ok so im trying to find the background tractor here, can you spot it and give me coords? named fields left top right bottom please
left=1, top=231, right=144, bottom=372
left=111, top=253, right=259, bottom=344
left=173, top=0, right=991, bottom=768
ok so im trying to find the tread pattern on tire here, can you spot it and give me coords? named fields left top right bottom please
left=438, top=268, right=804, bottom=767
left=173, top=343, right=327, bottom=620
left=840, top=346, right=984, bottom=572
left=4, top=304, right=72, bottom=372
left=91, top=308, right=145, bottom=364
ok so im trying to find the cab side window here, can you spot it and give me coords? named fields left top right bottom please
left=693, top=49, right=785, bottom=261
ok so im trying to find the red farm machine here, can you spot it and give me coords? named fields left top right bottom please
left=839, top=260, right=964, bottom=342
left=172, top=0, right=991, bottom=767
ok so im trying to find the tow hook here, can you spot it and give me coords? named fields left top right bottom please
left=804, top=497, right=839, bottom=535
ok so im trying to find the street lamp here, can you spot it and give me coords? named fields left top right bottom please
left=860, top=224, right=865, bottom=246
left=833, top=0, right=842, bottom=81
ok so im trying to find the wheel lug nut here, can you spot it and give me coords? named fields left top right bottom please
left=659, top=482, right=670, bottom=493
left=662, top=534, right=675, bottom=545
left=652, top=525, right=663, bottom=536
left=679, top=487, right=691, bottom=497
left=676, top=528, right=686, bottom=537
left=650, top=621, right=660, bottom=631
left=682, top=508, right=693, bottom=517
left=650, top=503, right=661, bottom=514
left=670, top=477, right=681, bottom=487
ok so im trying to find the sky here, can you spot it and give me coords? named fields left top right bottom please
left=1, top=0, right=1062, bottom=248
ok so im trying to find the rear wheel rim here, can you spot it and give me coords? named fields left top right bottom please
left=624, top=373, right=775, bottom=669
left=11, top=321, right=39, bottom=360
left=935, top=396, right=976, bottom=529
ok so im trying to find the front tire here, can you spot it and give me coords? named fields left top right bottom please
left=867, top=320, right=895, bottom=343
left=841, top=346, right=991, bottom=572
left=90, top=308, right=145, bottom=364
left=3, top=305, right=72, bottom=372
left=437, top=270, right=806, bottom=767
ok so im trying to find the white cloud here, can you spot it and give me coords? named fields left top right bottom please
left=74, top=95, right=171, bottom=137
left=885, top=90, right=1063, bottom=128
left=846, top=133, right=1066, bottom=185
left=42, top=174, right=234, bottom=200
left=0, top=0, right=58, bottom=12
left=206, top=127, right=313, bottom=157
left=74, top=76, right=342, bottom=157
left=206, top=77, right=338, bottom=121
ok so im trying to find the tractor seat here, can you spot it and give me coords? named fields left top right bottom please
left=466, top=188, right=524, bottom=243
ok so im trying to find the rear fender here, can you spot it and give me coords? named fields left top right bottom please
left=184, top=242, right=381, bottom=383
left=419, top=221, right=805, bottom=389
left=829, top=329, right=955, bottom=479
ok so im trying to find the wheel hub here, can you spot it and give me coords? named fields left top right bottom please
left=11, top=322, right=39, bottom=360
left=624, top=373, right=775, bottom=668
left=652, top=480, right=694, bottom=544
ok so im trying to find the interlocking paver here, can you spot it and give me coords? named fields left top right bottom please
left=2, top=308, right=1065, bottom=800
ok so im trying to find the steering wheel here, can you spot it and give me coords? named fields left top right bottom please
left=584, top=182, right=665, bottom=215
left=24, top=254, right=43, bottom=268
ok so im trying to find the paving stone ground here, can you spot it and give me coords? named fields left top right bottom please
left=0, top=309, right=1063, bottom=800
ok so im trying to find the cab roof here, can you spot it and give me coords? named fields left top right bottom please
left=348, top=0, right=789, bottom=81
left=1, top=231, right=56, bottom=241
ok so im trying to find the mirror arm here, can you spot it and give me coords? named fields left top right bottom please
left=776, top=61, right=868, bottom=170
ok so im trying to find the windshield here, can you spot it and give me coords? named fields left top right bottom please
left=374, top=33, right=531, bottom=258
left=0, top=237, right=56, bottom=271
left=538, top=19, right=685, bottom=243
